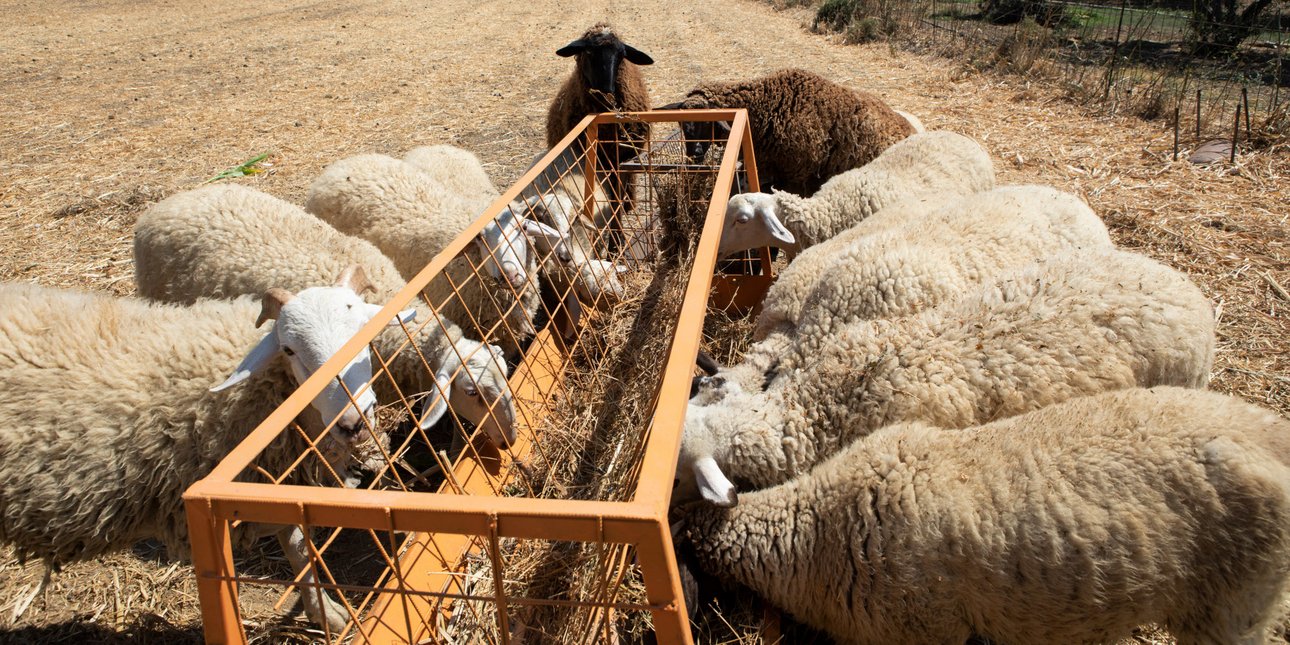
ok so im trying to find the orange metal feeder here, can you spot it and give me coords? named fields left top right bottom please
left=184, top=109, right=771, bottom=644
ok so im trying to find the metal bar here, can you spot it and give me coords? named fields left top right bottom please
left=632, top=109, right=750, bottom=503
left=1231, top=102, right=1242, bottom=163
left=185, top=496, right=244, bottom=644
left=634, top=519, right=691, bottom=645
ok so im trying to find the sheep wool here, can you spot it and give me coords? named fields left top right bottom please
left=678, top=68, right=915, bottom=197
left=680, top=386, right=1290, bottom=645
left=134, top=184, right=517, bottom=447
left=402, top=144, right=500, bottom=207
left=680, top=249, right=1216, bottom=503
left=700, top=185, right=1113, bottom=401
left=758, top=185, right=1115, bottom=353
left=718, top=130, right=995, bottom=259
left=306, top=153, right=540, bottom=356
left=0, top=284, right=335, bottom=564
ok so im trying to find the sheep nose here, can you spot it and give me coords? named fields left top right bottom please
left=504, top=265, right=526, bottom=288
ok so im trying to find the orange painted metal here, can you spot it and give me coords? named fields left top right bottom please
left=185, top=108, right=767, bottom=645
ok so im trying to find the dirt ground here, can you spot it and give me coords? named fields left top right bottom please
left=1, top=0, right=1287, bottom=642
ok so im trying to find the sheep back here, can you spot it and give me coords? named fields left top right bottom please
left=135, top=184, right=404, bottom=305
left=682, top=386, right=1290, bottom=645
left=686, top=68, right=914, bottom=196
left=402, top=145, right=500, bottom=208
left=0, top=284, right=311, bottom=564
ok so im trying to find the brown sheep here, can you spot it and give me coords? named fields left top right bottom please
left=663, top=68, right=916, bottom=197
left=545, top=23, right=653, bottom=252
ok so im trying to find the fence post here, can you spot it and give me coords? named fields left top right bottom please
left=1231, top=102, right=1242, bottom=163
left=636, top=518, right=692, bottom=645
left=1196, top=89, right=1203, bottom=140
left=1105, top=0, right=1129, bottom=103
left=1174, top=106, right=1181, bottom=161
left=186, top=491, right=245, bottom=644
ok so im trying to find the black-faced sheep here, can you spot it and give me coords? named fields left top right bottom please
left=662, top=68, right=916, bottom=199
left=679, top=249, right=1216, bottom=506
left=677, top=386, right=1290, bottom=645
left=546, top=23, right=654, bottom=251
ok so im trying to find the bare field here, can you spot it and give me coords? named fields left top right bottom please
left=1, top=0, right=1287, bottom=642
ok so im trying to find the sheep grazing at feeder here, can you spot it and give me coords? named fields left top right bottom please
left=662, top=68, right=915, bottom=198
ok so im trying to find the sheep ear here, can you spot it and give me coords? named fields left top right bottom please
left=556, top=39, right=588, bottom=57
left=419, top=370, right=453, bottom=430
left=623, top=44, right=654, bottom=66
left=523, top=219, right=565, bottom=242
left=256, top=288, right=295, bottom=328
left=367, top=305, right=417, bottom=327
left=763, top=214, right=796, bottom=247
left=615, top=264, right=628, bottom=274
left=211, top=331, right=280, bottom=392
left=655, top=101, right=685, bottom=111
left=335, top=264, right=375, bottom=295
left=693, top=456, right=738, bottom=507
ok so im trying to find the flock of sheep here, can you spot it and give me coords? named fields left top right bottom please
left=0, top=19, right=1287, bottom=645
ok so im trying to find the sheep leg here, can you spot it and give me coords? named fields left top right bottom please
left=277, top=525, right=349, bottom=633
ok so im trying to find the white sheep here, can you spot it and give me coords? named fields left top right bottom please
left=518, top=189, right=626, bottom=307
left=402, top=144, right=499, bottom=206
left=305, top=153, right=557, bottom=356
left=133, top=184, right=517, bottom=448
left=718, top=130, right=995, bottom=259
left=695, top=185, right=1115, bottom=401
left=677, top=386, right=1290, bottom=644
left=0, top=271, right=413, bottom=632
left=679, top=249, right=1216, bottom=506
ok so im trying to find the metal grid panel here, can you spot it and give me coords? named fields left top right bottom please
left=184, top=109, right=764, bottom=645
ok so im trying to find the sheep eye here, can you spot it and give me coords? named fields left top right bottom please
left=282, top=346, right=296, bottom=356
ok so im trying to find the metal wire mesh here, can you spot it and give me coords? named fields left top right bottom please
left=184, top=109, right=762, bottom=645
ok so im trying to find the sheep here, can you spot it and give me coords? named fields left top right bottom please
left=305, top=153, right=557, bottom=357
left=402, top=144, right=499, bottom=206
left=717, top=130, right=996, bottom=259
left=693, top=186, right=1114, bottom=404
left=678, top=248, right=1216, bottom=506
left=675, top=386, right=1290, bottom=645
left=546, top=23, right=654, bottom=250
left=134, top=184, right=518, bottom=448
left=0, top=271, right=413, bottom=632
left=662, top=68, right=916, bottom=199
left=519, top=191, right=627, bottom=308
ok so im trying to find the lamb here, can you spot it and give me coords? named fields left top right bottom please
left=134, top=184, right=518, bottom=448
left=0, top=271, right=412, bottom=632
left=679, top=248, right=1216, bottom=506
left=546, top=23, right=654, bottom=249
left=305, top=153, right=556, bottom=356
left=401, top=144, right=499, bottom=206
left=694, top=186, right=1114, bottom=403
left=519, top=191, right=627, bottom=307
left=676, top=386, right=1290, bottom=645
left=662, top=68, right=916, bottom=198
left=717, top=130, right=995, bottom=259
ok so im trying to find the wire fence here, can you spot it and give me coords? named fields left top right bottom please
left=813, top=0, right=1289, bottom=150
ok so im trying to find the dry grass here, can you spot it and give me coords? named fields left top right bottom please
left=2, top=0, right=1288, bottom=642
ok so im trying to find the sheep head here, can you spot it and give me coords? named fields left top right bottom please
left=556, top=23, right=654, bottom=100
left=213, top=265, right=417, bottom=446
left=423, top=338, right=517, bottom=450
left=720, top=192, right=796, bottom=258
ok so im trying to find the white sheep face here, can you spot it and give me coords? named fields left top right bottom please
left=213, top=279, right=415, bottom=447
left=675, top=402, right=739, bottom=508
left=475, top=208, right=531, bottom=288
left=421, top=339, right=518, bottom=449
left=720, top=193, right=796, bottom=258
